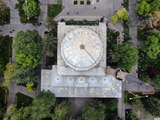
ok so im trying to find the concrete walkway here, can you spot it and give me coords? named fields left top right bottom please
left=129, top=0, right=138, bottom=77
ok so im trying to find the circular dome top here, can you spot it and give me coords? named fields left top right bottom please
left=61, top=28, right=103, bottom=71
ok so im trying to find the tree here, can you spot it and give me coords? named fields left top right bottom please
left=0, top=1, right=10, bottom=25
left=4, top=62, right=37, bottom=85
left=30, top=90, right=56, bottom=120
left=113, top=43, right=138, bottom=71
left=142, top=32, right=160, bottom=59
left=110, top=15, right=118, bottom=23
left=142, top=96, right=160, bottom=117
left=116, top=8, right=129, bottom=20
left=110, top=8, right=129, bottom=23
left=43, top=33, right=57, bottom=57
left=5, top=91, right=56, bottom=120
left=82, top=100, right=106, bottom=120
left=53, top=101, right=70, bottom=120
left=22, top=0, right=40, bottom=19
left=136, top=0, right=151, bottom=17
left=13, top=30, right=43, bottom=68
left=151, top=0, right=160, bottom=12
left=4, top=63, right=19, bottom=86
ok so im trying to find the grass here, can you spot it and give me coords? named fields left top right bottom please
left=16, top=92, right=33, bottom=109
left=48, top=4, right=62, bottom=19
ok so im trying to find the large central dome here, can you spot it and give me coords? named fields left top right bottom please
left=61, top=28, right=103, bottom=71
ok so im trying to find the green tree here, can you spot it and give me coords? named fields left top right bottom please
left=136, top=0, right=151, bottom=17
left=151, top=0, right=160, bottom=11
left=0, top=1, right=10, bottom=25
left=142, top=32, right=160, bottom=59
left=22, top=0, right=40, bottom=19
left=13, top=30, right=43, bottom=68
left=110, top=15, right=119, bottom=23
left=143, top=96, right=160, bottom=117
left=110, top=8, right=129, bottom=23
left=53, top=101, right=70, bottom=120
left=4, top=104, right=17, bottom=119
left=30, top=90, right=56, bottom=120
left=43, top=33, right=57, bottom=57
left=116, top=8, right=129, bottom=20
left=83, top=100, right=106, bottom=120
left=4, top=62, right=37, bottom=85
left=113, top=43, right=138, bottom=71
left=26, top=83, right=34, bottom=93
left=4, top=63, right=19, bottom=86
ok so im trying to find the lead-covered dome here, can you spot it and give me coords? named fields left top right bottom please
left=61, top=28, right=103, bottom=71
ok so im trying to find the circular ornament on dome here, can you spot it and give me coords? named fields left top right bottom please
left=61, top=28, right=103, bottom=71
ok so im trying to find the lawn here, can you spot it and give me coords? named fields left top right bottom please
left=0, top=36, right=12, bottom=76
left=48, top=4, right=62, bottom=19
left=16, top=92, right=33, bottom=109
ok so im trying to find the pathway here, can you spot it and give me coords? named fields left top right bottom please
left=69, top=98, right=91, bottom=118
left=129, top=0, right=138, bottom=77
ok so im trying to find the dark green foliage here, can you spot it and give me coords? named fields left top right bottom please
left=151, top=0, right=160, bottom=11
left=113, top=43, right=138, bottom=71
left=52, top=101, right=70, bottom=120
left=30, top=90, right=56, bottom=120
left=13, top=30, right=43, bottom=68
left=0, top=36, right=12, bottom=76
left=0, top=1, right=10, bottom=25
left=4, top=91, right=56, bottom=120
left=48, top=4, right=62, bottom=19
left=142, top=96, right=160, bottom=117
left=82, top=100, right=106, bottom=120
left=107, top=28, right=119, bottom=67
left=65, top=20, right=99, bottom=26
left=43, top=33, right=57, bottom=57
